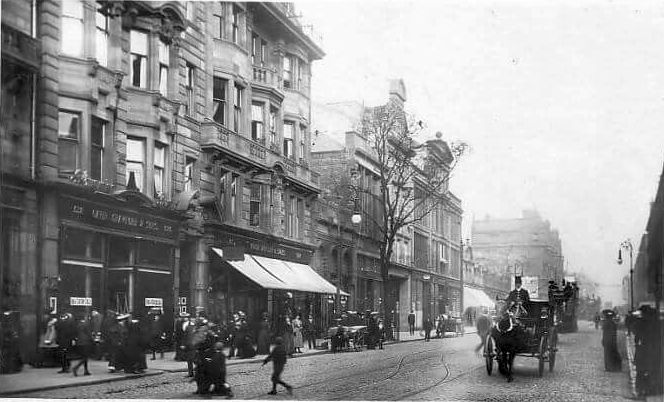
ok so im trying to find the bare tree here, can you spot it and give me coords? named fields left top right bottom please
left=355, top=97, right=468, bottom=317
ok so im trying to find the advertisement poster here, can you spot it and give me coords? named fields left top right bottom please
left=521, top=276, right=539, bottom=299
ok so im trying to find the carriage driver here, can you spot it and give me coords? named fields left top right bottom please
left=504, top=276, right=530, bottom=318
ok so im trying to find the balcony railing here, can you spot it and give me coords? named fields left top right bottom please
left=201, top=121, right=320, bottom=190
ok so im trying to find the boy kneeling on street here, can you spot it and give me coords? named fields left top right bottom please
left=262, top=337, right=293, bottom=395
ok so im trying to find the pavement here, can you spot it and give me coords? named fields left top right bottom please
left=0, top=327, right=476, bottom=396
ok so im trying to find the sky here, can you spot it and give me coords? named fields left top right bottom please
left=296, top=0, right=664, bottom=305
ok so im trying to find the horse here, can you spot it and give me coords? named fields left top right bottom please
left=475, top=314, right=492, bottom=354
left=491, top=312, right=523, bottom=382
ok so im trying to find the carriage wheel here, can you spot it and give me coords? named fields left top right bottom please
left=538, top=336, right=547, bottom=377
left=484, top=336, right=494, bottom=375
left=548, top=329, right=557, bottom=372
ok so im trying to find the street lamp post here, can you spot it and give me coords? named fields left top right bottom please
left=617, top=239, right=634, bottom=312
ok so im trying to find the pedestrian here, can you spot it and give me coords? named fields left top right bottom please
left=257, top=312, right=271, bottom=355
left=148, top=310, right=166, bottom=360
left=292, top=315, right=304, bottom=353
left=89, top=310, right=103, bottom=360
left=184, top=317, right=199, bottom=377
left=71, top=315, right=92, bottom=376
left=634, top=305, right=662, bottom=397
left=601, top=310, right=622, bottom=372
left=408, top=310, right=416, bottom=335
left=283, top=316, right=295, bottom=357
left=303, top=314, right=317, bottom=349
left=423, top=316, right=433, bottom=342
left=594, top=312, right=601, bottom=330
left=262, top=337, right=293, bottom=396
left=55, top=312, right=75, bottom=373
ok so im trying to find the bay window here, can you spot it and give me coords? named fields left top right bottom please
left=283, top=121, right=294, bottom=159
left=232, top=5, right=240, bottom=44
left=184, top=158, right=195, bottom=192
left=213, top=13, right=224, bottom=39
left=283, top=56, right=292, bottom=89
left=251, top=103, right=264, bottom=142
left=158, top=39, right=169, bottom=95
left=130, top=31, right=148, bottom=88
left=95, top=9, right=109, bottom=66
left=213, top=77, right=227, bottom=124
left=126, top=137, right=145, bottom=191
left=90, top=117, right=105, bottom=180
left=61, top=0, right=84, bottom=57
left=154, top=142, right=166, bottom=195
left=269, top=108, right=277, bottom=147
left=185, top=64, right=194, bottom=115
left=58, top=111, right=80, bottom=174
left=233, top=84, right=243, bottom=132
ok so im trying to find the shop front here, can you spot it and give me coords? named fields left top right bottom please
left=207, top=230, right=345, bottom=333
left=57, top=193, right=179, bottom=331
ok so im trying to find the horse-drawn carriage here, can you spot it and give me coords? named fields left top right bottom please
left=484, top=299, right=558, bottom=380
left=326, top=312, right=369, bottom=352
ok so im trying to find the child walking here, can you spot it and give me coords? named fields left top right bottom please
left=262, top=337, right=293, bottom=395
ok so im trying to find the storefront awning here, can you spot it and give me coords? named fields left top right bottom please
left=463, top=286, right=495, bottom=309
left=212, top=248, right=348, bottom=296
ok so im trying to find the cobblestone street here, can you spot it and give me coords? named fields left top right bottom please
left=12, top=321, right=631, bottom=401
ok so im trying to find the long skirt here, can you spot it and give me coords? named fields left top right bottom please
left=293, top=329, right=304, bottom=349
left=604, top=343, right=622, bottom=371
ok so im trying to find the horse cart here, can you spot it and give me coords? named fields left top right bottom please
left=484, top=299, right=558, bottom=379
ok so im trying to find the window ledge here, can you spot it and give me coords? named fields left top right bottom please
left=212, top=38, right=249, bottom=56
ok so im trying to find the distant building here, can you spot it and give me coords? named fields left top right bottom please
left=472, top=209, right=564, bottom=298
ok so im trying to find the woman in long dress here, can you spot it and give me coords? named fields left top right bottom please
left=292, top=315, right=304, bottom=353
left=601, top=310, right=622, bottom=372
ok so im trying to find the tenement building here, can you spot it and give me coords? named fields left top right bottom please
left=312, top=80, right=464, bottom=330
left=472, top=209, right=564, bottom=298
left=0, top=0, right=332, bottom=360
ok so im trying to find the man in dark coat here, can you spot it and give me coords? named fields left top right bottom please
left=407, top=310, right=416, bottom=335
left=148, top=310, right=166, bottom=360
left=601, top=310, right=622, bottom=372
left=55, top=312, right=76, bottom=373
left=505, top=276, right=530, bottom=318
left=303, top=314, right=316, bottom=350
left=262, top=337, right=293, bottom=395
left=423, top=316, right=433, bottom=342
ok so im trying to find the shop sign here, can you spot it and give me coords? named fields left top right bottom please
left=60, top=197, right=177, bottom=240
left=214, top=232, right=312, bottom=264
left=70, top=297, right=92, bottom=306
left=521, top=276, right=539, bottom=298
left=145, top=298, right=163, bottom=307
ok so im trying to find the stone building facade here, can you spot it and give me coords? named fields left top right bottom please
left=472, top=209, right=564, bottom=298
left=311, top=80, right=465, bottom=330
left=0, top=0, right=331, bottom=360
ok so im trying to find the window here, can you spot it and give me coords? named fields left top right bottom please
left=286, top=195, right=296, bottom=237
left=269, top=108, right=277, bottom=147
left=184, top=158, right=194, bottom=192
left=295, top=198, right=302, bottom=238
left=61, top=0, right=84, bottom=56
left=213, top=13, right=223, bottom=39
left=90, top=117, right=105, bottom=180
left=299, top=125, right=306, bottom=161
left=283, top=121, right=294, bottom=159
left=232, top=5, right=240, bottom=44
left=233, top=84, right=243, bottom=132
left=230, top=175, right=237, bottom=220
left=58, top=111, right=80, bottom=173
left=212, top=77, right=227, bottom=124
left=154, top=142, right=166, bottom=195
left=95, top=10, right=109, bottom=66
left=251, top=103, right=264, bottom=142
left=261, top=40, right=267, bottom=66
left=158, top=39, right=169, bottom=95
left=185, top=64, right=195, bottom=115
left=130, top=31, right=148, bottom=88
left=249, top=183, right=261, bottom=226
left=283, top=56, right=292, bottom=89
left=126, top=137, right=145, bottom=190
left=251, top=34, right=258, bottom=65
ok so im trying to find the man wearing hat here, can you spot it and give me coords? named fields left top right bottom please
left=505, top=276, right=529, bottom=317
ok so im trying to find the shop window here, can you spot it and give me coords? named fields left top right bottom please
left=154, top=142, right=166, bottom=196
left=59, top=264, right=101, bottom=307
left=61, top=0, right=84, bottom=57
left=185, top=63, right=195, bottom=115
left=126, top=137, right=145, bottom=191
left=108, top=237, right=132, bottom=266
left=233, top=84, right=243, bottom=132
left=63, top=228, right=103, bottom=260
left=212, top=77, right=227, bottom=124
left=95, top=9, right=109, bottom=66
left=58, top=111, right=80, bottom=174
left=283, top=121, right=294, bottom=159
left=158, top=39, right=170, bottom=95
left=251, top=102, right=264, bottom=142
left=249, top=183, right=261, bottom=226
left=138, top=240, right=171, bottom=267
left=90, top=117, right=105, bottom=180
left=130, top=30, right=148, bottom=88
